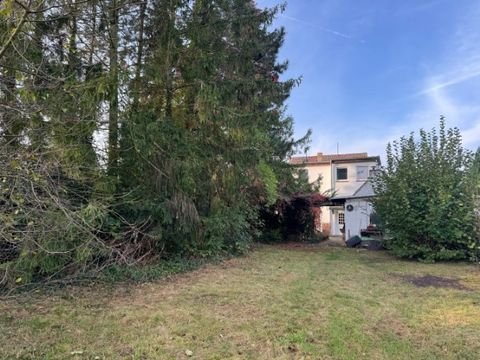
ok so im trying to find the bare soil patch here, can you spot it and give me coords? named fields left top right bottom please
left=400, top=274, right=471, bottom=291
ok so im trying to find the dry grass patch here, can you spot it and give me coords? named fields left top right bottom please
left=1, top=246, right=480, bottom=359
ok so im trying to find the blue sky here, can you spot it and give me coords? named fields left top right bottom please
left=256, top=0, right=480, bottom=157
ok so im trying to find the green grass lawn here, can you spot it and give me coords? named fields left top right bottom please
left=1, top=245, right=480, bottom=359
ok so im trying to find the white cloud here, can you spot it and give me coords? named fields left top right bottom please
left=285, top=0, right=480, bottom=157
left=372, top=1, right=480, bottom=154
left=402, top=1, right=480, bottom=151
left=413, top=66, right=480, bottom=97
left=279, top=14, right=354, bottom=40
left=462, top=122, right=480, bottom=149
left=310, top=82, right=480, bottom=159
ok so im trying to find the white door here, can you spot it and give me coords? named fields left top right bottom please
left=332, top=209, right=345, bottom=236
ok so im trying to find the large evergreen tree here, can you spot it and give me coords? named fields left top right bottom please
left=0, top=0, right=311, bottom=287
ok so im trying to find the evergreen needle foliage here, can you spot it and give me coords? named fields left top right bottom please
left=0, top=0, right=312, bottom=288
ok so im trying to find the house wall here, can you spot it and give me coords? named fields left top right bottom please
left=344, top=199, right=373, bottom=239
left=303, top=164, right=333, bottom=233
left=304, top=163, right=332, bottom=194
left=332, top=161, right=378, bottom=197
left=320, top=205, right=331, bottom=228
left=301, top=159, right=378, bottom=236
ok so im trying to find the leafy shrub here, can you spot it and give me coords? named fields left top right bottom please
left=470, top=150, right=480, bottom=261
left=373, top=119, right=478, bottom=261
left=201, top=206, right=257, bottom=256
left=283, top=196, right=315, bottom=240
left=259, top=228, right=284, bottom=243
left=308, top=231, right=328, bottom=243
left=259, top=193, right=326, bottom=243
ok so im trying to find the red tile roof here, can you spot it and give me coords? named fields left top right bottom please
left=289, top=155, right=320, bottom=165
left=289, top=152, right=370, bottom=165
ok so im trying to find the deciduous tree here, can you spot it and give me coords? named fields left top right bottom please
left=373, top=119, right=478, bottom=261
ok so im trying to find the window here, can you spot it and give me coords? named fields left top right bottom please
left=336, top=168, right=348, bottom=181
left=338, top=212, right=345, bottom=225
left=356, top=166, right=368, bottom=181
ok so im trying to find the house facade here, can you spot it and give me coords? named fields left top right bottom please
left=289, top=152, right=380, bottom=239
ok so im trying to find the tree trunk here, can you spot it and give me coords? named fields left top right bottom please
left=1, top=65, right=18, bottom=147
left=108, top=0, right=119, bottom=176
left=133, top=1, right=147, bottom=109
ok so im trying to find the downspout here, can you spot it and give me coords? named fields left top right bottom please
left=330, top=160, right=334, bottom=196
left=330, top=160, right=334, bottom=233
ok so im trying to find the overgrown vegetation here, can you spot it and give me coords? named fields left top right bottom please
left=0, top=0, right=312, bottom=289
left=260, top=193, right=327, bottom=243
left=373, top=118, right=480, bottom=262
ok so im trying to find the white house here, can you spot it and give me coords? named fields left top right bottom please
left=289, top=152, right=380, bottom=239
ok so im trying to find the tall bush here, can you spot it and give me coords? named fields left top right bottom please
left=470, top=149, right=480, bottom=261
left=373, top=119, right=478, bottom=261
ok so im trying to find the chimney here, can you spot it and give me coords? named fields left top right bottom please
left=317, top=152, right=323, bottom=160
